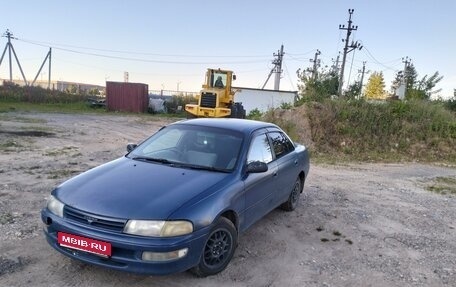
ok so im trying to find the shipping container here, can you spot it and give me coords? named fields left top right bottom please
left=106, top=82, right=148, bottom=113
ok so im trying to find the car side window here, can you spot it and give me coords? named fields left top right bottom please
left=247, top=134, right=273, bottom=164
left=268, top=132, right=294, bottom=159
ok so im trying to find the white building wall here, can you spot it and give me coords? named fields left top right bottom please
left=233, top=87, right=297, bottom=113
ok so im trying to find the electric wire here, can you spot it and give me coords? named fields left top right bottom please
left=18, top=38, right=271, bottom=58
left=283, top=60, right=296, bottom=90
left=362, top=46, right=400, bottom=72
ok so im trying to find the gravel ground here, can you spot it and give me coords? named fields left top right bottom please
left=0, top=112, right=455, bottom=287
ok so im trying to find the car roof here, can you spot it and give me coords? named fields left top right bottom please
left=174, top=118, right=278, bottom=134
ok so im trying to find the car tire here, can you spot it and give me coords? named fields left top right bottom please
left=190, top=217, right=237, bottom=277
left=280, top=177, right=303, bottom=211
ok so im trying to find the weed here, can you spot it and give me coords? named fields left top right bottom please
left=43, top=146, right=79, bottom=157
left=0, top=114, right=47, bottom=124
left=426, top=176, right=456, bottom=195
left=47, top=169, right=79, bottom=179
left=0, top=140, right=22, bottom=148
left=0, top=212, right=14, bottom=225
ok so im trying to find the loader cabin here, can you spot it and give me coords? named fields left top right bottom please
left=206, top=69, right=236, bottom=90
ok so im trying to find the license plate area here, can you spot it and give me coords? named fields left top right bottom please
left=58, top=232, right=112, bottom=257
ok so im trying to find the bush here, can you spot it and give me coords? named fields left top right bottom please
left=444, top=97, right=456, bottom=112
left=247, top=108, right=263, bottom=120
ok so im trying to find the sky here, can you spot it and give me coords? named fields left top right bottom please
left=0, top=0, right=455, bottom=98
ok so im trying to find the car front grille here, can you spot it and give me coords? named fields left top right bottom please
left=64, top=205, right=126, bottom=232
left=200, top=92, right=217, bottom=108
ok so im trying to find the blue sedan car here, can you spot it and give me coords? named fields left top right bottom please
left=41, top=118, right=310, bottom=277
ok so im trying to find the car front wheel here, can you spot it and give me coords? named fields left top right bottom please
left=191, top=217, right=237, bottom=277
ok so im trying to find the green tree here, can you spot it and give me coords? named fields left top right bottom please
left=345, top=81, right=361, bottom=99
left=392, top=63, right=443, bottom=100
left=364, top=72, right=386, bottom=100
left=297, top=67, right=338, bottom=102
left=405, top=64, right=418, bottom=92
left=405, top=71, right=443, bottom=100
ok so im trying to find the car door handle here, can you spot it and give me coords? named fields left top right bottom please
left=294, top=159, right=298, bottom=165
left=273, top=172, right=278, bottom=177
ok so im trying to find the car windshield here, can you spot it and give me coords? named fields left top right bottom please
left=129, top=124, right=243, bottom=171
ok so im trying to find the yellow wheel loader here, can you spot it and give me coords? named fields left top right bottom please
left=185, top=69, right=246, bottom=118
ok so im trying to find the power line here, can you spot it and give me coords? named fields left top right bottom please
left=17, top=38, right=271, bottom=59
left=287, top=49, right=317, bottom=56
left=282, top=60, right=296, bottom=90
left=46, top=46, right=269, bottom=65
left=362, top=46, right=400, bottom=71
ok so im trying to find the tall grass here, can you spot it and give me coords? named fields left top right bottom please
left=0, top=82, right=107, bottom=113
left=305, top=99, right=456, bottom=162
left=0, top=82, right=87, bottom=103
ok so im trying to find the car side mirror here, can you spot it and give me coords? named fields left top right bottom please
left=246, top=161, right=268, bottom=173
left=233, top=74, right=236, bottom=81
left=126, top=143, right=137, bottom=153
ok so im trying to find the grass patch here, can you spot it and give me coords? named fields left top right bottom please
left=426, top=176, right=456, bottom=195
left=0, top=212, right=15, bottom=225
left=0, top=114, right=47, bottom=123
left=43, top=146, right=79, bottom=157
left=0, top=139, right=26, bottom=152
left=0, top=140, right=23, bottom=148
left=47, top=169, right=79, bottom=179
left=0, top=101, right=107, bottom=114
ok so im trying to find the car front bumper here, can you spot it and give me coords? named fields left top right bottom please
left=41, top=209, right=209, bottom=275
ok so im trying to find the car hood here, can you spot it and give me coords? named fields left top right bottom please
left=54, top=157, right=229, bottom=219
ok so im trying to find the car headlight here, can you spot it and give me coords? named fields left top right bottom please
left=47, top=195, right=64, bottom=218
left=123, top=220, right=193, bottom=237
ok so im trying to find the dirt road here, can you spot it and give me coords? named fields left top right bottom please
left=1, top=112, right=455, bottom=287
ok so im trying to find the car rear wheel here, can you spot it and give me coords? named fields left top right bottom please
left=191, top=217, right=237, bottom=277
left=281, top=177, right=302, bottom=211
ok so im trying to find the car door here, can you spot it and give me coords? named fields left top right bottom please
left=267, top=131, right=298, bottom=205
left=242, top=132, right=278, bottom=229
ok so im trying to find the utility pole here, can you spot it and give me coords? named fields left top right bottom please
left=402, top=56, right=411, bottom=94
left=32, top=47, right=52, bottom=88
left=337, top=9, right=362, bottom=97
left=262, top=45, right=285, bottom=90
left=273, top=44, right=284, bottom=90
left=7, top=30, right=13, bottom=81
left=358, top=61, right=367, bottom=97
left=1, top=30, right=28, bottom=85
left=48, top=47, right=52, bottom=89
left=309, top=49, right=321, bottom=81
